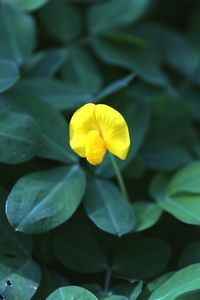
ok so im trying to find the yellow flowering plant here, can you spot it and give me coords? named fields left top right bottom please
left=69, top=103, right=130, bottom=198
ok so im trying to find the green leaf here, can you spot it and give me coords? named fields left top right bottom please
left=46, top=286, right=98, bottom=300
left=54, top=230, right=107, bottom=273
left=2, top=0, right=49, bottom=11
left=133, top=201, right=162, bottom=232
left=103, top=297, right=128, bottom=300
left=0, top=107, right=40, bottom=164
left=0, top=256, right=41, bottom=300
left=24, top=48, right=68, bottom=78
left=167, top=161, right=200, bottom=195
left=39, top=1, right=81, bottom=42
left=0, top=4, right=36, bottom=64
left=150, top=165, right=200, bottom=225
left=92, top=36, right=168, bottom=85
left=62, top=47, right=102, bottom=95
left=6, top=165, right=86, bottom=233
left=94, top=73, right=135, bottom=101
left=0, top=59, right=19, bottom=93
left=113, top=238, right=171, bottom=279
left=84, top=179, right=135, bottom=236
left=87, top=0, right=151, bottom=33
left=13, top=78, right=93, bottom=111
left=1, top=92, right=77, bottom=163
left=149, top=264, right=200, bottom=300
left=179, top=241, right=200, bottom=268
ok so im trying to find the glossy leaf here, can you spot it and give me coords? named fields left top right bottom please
left=84, top=179, right=135, bottom=236
left=46, top=286, right=98, bottom=300
left=6, top=165, right=86, bottom=233
left=0, top=256, right=41, bottom=300
left=0, top=107, right=40, bottom=164
left=133, top=201, right=162, bottom=232
left=1, top=92, right=77, bottom=163
left=149, top=264, right=200, bottom=300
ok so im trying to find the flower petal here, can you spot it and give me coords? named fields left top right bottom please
left=70, top=103, right=97, bottom=157
left=85, top=130, right=106, bottom=165
left=95, top=104, right=130, bottom=160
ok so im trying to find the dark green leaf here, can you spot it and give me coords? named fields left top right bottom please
left=88, top=0, right=151, bottom=33
left=0, top=4, right=36, bottom=64
left=179, top=241, right=200, bottom=268
left=0, top=256, right=41, bottom=300
left=54, top=230, right=107, bottom=273
left=39, top=1, right=81, bottom=42
left=133, top=201, right=162, bottom=232
left=149, top=264, right=200, bottom=300
left=46, top=286, right=98, bottom=300
left=0, top=59, right=19, bottom=93
left=84, top=179, right=135, bottom=236
left=1, top=92, right=77, bottom=163
left=0, top=107, right=40, bottom=164
left=113, top=238, right=171, bottom=279
left=6, top=165, right=86, bottom=233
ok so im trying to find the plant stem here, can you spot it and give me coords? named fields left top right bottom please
left=109, top=153, right=128, bottom=200
left=103, top=268, right=112, bottom=295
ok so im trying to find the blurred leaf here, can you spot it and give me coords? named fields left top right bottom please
left=149, top=264, right=200, bottom=300
left=179, top=241, right=200, bottom=268
left=0, top=107, right=40, bottom=164
left=92, top=36, right=168, bottom=85
left=87, top=0, right=151, bottom=33
left=39, top=1, right=81, bottom=42
left=13, top=78, right=93, bottom=111
left=133, top=201, right=162, bottom=232
left=113, top=238, right=171, bottom=279
left=6, top=165, right=86, bottom=233
left=150, top=168, right=200, bottom=225
left=84, top=179, right=135, bottom=236
left=0, top=3, right=36, bottom=64
left=62, top=47, right=102, bottom=94
left=0, top=256, right=41, bottom=300
left=33, top=269, right=69, bottom=300
left=2, top=0, right=49, bottom=11
left=54, top=230, right=107, bottom=273
left=130, top=281, right=143, bottom=300
left=1, top=92, right=77, bottom=163
left=95, top=98, right=150, bottom=177
left=46, top=286, right=98, bottom=300
left=95, top=73, right=135, bottom=101
left=24, top=48, right=68, bottom=78
left=0, top=59, right=19, bottom=93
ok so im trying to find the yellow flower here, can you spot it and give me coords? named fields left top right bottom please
left=69, top=103, right=130, bottom=165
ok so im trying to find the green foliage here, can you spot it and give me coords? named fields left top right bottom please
left=0, top=0, right=200, bottom=299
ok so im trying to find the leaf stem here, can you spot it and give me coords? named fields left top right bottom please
left=109, top=153, right=128, bottom=200
left=103, top=268, right=112, bottom=295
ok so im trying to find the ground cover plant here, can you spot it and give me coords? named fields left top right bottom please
left=0, top=0, right=200, bottom=299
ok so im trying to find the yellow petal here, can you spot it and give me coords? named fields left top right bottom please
left=69, top=103, right=98, bottom=157
left=95, top=104, right=130, bottom=160
left=85, top=130, right=106, bottom=165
